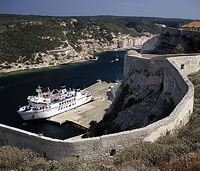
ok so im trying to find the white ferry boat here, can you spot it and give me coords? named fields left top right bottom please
left=17, top=85, right=92, bottom=120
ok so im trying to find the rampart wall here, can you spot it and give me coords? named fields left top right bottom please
left=0, top=53, right=198, bottom=161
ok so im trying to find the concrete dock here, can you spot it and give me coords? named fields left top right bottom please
left=47, top=81, right=114, bottom=128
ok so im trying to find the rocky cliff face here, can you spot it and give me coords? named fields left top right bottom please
left=141, top=28, right=182, bottom=54
left=90, top=51, right=176, bottom=136
left=141, top=27, right=200, bottom=54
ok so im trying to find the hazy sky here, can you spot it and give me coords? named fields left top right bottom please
left=1, top=0, right=200, bottom=19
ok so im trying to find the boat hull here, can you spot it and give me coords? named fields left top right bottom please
left=18, top=95, right=92, bottom=120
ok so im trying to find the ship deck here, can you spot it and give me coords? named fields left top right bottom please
left=46, top=81, right=114, bottom=129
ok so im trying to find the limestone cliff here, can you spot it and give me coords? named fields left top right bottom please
left=141, top=27, right=200, bottom=54
left=90, top=50, right=186, bottom=137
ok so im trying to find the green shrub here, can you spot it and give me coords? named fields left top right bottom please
left=168, top=44, right=185, bottom=54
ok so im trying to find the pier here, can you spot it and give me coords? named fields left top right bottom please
left=47, top=81, right=115, bottom=128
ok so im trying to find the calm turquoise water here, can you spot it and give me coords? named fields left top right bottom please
left=0, top=51, right=126, bottom=139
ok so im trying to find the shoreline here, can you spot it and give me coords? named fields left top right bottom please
left=0, top=48, right=134, bottom=75
left=0, top=56, right=98, bottom=75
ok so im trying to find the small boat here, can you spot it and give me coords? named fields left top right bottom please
left=86, top=55, right=98, bottom=61
left=115, top=53, right=119, bottom=61
left=17, top=85, right=92, bottom=120
left=111, top=60, right=114, bottom=62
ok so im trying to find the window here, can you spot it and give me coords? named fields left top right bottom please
left=43, top=152, right=46, bottom=158
left=181, top=64, right=184, bottom=69
left=110, top=149, right=116, bottom=156
left=5, top=139, right=8, bottom=145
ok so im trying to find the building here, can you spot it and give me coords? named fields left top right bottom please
left=70, top=19, right=77, bottom=24
left=118, top=36, right=150, bottom=48
left=181, top=21, right=200, bottom=32
left=154, top=23, right=166, bottom=28
left=118, top=39, right=124, bottom=48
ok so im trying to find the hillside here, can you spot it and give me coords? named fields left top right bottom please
left=0, top=14, right=194, bottom=73
left=0, top=15, right=139, bottom=62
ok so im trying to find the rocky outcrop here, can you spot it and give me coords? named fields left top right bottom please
left=116, top=51, right=166, bottom=129
left=140, top=34, right=161, bottom=54
left=90, top=51, right=175, bottom=136
left=141, top=27, right=200, bottom=54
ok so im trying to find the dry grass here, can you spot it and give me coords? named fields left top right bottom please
left=0, top=146, right=53, bottom=170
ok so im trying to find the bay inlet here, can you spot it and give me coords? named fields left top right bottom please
left=0, top=51, right=126, bottom=140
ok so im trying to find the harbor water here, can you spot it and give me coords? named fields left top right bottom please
left=0, top=51, right=126, bottom=140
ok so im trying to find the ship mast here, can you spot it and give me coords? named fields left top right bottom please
left=36, top=85, right=42, bottom=99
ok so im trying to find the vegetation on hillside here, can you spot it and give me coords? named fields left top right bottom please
left=1, top=70, right=200, bottom=170
left=186, top=34, right=200, bottom=53
left=72, top=15, right=194, bottom=34
left=0, top=14, right=142, bottom=64
left=0, top=14, right=195, bottom=64
left=168, top=33, right=200, bottom=54
left=0, top=24, right=64, bottom=63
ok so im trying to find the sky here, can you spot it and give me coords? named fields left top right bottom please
left=0, top=0, right=200, bottom=19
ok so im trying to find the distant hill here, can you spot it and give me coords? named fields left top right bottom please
left=0, top=14, right=139, bottom=64
left=0, top=14, right=195, bottom=65
left=71, top=15, right=194, bottom=33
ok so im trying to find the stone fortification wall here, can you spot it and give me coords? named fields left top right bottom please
left=115, top=51, right=165, bottom=130
left=168, top=55, right=200, bottom=76
left=0, top=53, right=197, bottom=161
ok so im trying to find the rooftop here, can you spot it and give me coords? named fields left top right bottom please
left=181, top=21, right=200, bottom=28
